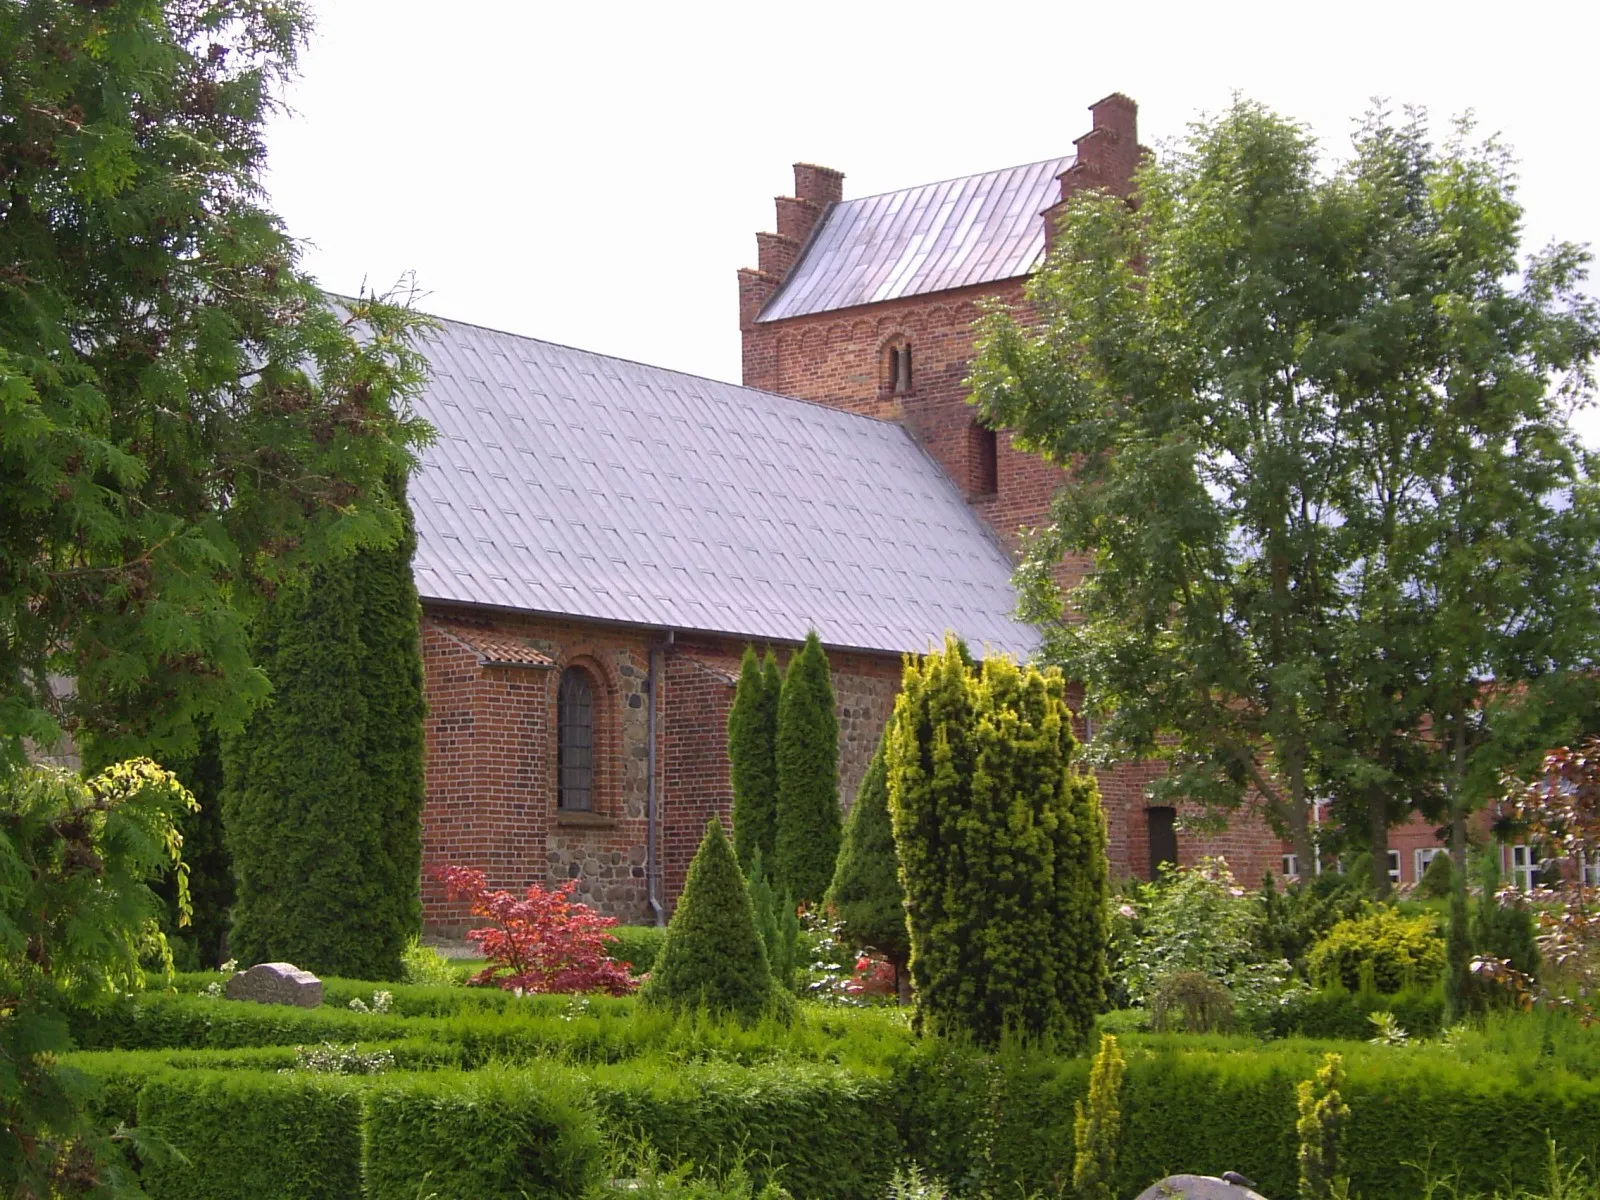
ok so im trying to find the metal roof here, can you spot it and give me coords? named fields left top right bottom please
left=408, top=316, right=1038, bottom=659
left=758, top=155, right=1072, bottom=322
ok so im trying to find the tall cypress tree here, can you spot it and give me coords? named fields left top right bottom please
left=825, top=731, right=909, bottom=976
left=729, top=645, right=779, bottom=871
left=224, top=474, right=425, bottom=981
left=774, top=631, right=841, bottom=905
left=353, top=473, right=428, bottom=966
left=889, top=635, right=1108, bottom=1050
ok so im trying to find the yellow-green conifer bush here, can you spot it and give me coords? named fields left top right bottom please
left=888, top=636, right=1108, bottom=1050
left=1073, top=1034, right=1126, bottom=1200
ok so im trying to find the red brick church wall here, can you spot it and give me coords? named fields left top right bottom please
left=419, top=605, right=905, bottom=933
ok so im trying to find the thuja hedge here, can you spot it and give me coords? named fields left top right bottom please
left=590, top=1059, right=898, bottom=1200
left=64, top=994, right=1600, bottom=1200
left=364, top=1067, right=602, bottom=1200
left=138, top=1070, right=365, bottom=1199
left=65, top=1053, right=891, bottom=1200
left=72, top=989, right=916, bottom=1069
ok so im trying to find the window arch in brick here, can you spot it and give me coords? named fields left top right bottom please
left=557, top=666, right=596, bottom=811
left=881, top=335, right=912, bottom=395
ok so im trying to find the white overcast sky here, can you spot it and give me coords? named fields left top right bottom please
left=262, top=0, right=1600, bottom=440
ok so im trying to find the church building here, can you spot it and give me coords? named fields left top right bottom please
left=412, top=94, right=1290, bottom=934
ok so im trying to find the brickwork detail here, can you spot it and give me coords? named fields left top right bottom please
left=421, top=609, right=907, bottom=933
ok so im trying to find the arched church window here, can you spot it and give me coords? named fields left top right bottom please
left=557, top=667, right=595, bottom=811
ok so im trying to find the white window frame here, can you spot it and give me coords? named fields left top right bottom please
left=1506, top=843, right=1538, bottom=892
left=1386, top=849, right=1402, bottom=886
left=1281, top=853, right=1300, bottom=880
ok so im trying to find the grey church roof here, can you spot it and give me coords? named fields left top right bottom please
left=759, top=155, right=1073, bottom=322
left=408, top=316, right=1039, bottom=659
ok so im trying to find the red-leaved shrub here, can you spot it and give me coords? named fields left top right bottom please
left=432, top=865, right=637, bottom=995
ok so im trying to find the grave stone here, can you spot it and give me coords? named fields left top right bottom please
left=224, top=961, right=323, bottom=1008
left=1134, top=1176, right=1269, bottom=1200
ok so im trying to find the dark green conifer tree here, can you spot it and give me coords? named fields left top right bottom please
left=748, top=849, right=801, bottom=991
left=825, top=732, right=909, bottom=977
left=640, top=818, right=781, bottom=1023
left=889, top=635, right=1107, bottom=1050
left=223, top=475, right=425, bottom=981
left=154, top=724, right=235, bottom=969
left=774, top=631, right=841, bottom=905
left=729, top=646, right=780, bottom=871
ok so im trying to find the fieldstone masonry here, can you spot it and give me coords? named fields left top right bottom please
left=225, top=962, right=323, bottom=1008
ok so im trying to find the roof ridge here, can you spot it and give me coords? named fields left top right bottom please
left=832, top=152, right=1074, bottom=207
left=417, top=308, right=904, bottom=433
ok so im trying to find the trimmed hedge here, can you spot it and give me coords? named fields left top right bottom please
left=66, top=988, right=1600, bottom=1200
left=364, top=1067, right=602, bottom=1200
left=899, top=1036, right=1600, bottom=1200
left=607, top=924, right=666, bottom=976
left=71, top=993, right=415, bottom=1050
left=1267, top=983, right=1447, bottom=1041
left=136, top=1069, right=364, bottom=1199
left=589, top=1059, right=899, bottom=1200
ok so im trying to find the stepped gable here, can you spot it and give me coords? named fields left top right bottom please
left=756, top=155, right=1074, bottom=323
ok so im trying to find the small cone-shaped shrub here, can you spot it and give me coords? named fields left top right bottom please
left=748, top=849, right=801, bottom=990
left=774, top=630, right=841, bottom=904
left=825, top=732, right=908, bottom=973
left=1073, top=1034, right=1126, bottom=1200
left=729, top=646, right=780, bottom=871
left=640, top=818, right=780, bottom=1023
left=889, top=635, right=1108, bottom=1050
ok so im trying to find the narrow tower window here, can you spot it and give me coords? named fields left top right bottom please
left=557, top=667, right=595, bottom=811
left=970, top=422, right=998, bottom=496
left=884, top=340, right=913, bottom=395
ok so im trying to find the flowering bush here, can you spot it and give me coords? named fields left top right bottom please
left=849, top=953, right=898, bottom=998
left=283, top=1042, right=395, bottom=1075
left=1118, top=857, right=1297, bottom=1026
left=432, top=865, right=636, bottom=995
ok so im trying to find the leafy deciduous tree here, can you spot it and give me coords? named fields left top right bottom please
left=969, top=100, right=1600, bottom=897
